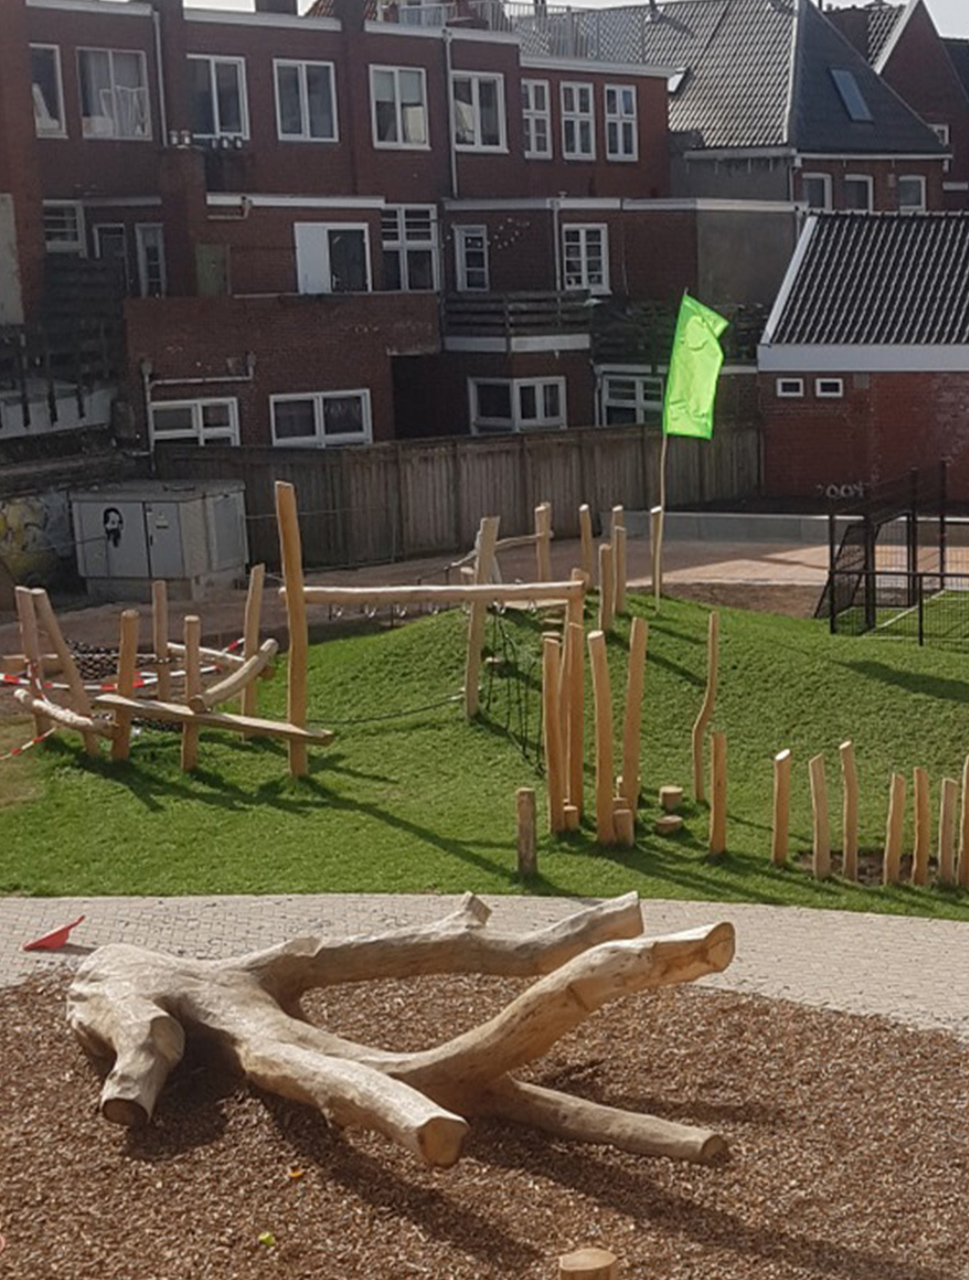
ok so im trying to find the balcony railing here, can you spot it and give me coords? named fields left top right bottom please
left=442, top=291, right=592, bottom=344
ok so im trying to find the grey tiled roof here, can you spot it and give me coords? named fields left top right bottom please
left=768, top=212, right=969, bottom=345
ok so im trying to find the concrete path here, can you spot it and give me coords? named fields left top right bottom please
left=3, top=893, right=967, bottom=1044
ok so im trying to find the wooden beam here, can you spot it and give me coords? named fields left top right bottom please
left=883, top=772, right=906, bottom=885
left=13, top=689, right=113, bottom=737
left=597, top=542, right=614, bottom=634
left=543, top=634, right=566, bottom=835
left=241, top=563, right=266, bottom=724
left=516, top=788, right=537, bottom=879
left=190, top=639, right=278, bottom=712
left=95, top=693, right=335, bottom=744
left=938, top=776, right=958, bottom=887
left=839, top=740, right=858, bottom=881
left=181, top=615, right=202, bottom=773
left=579, top=503, right=594, bottom=585
left=14, top=587, right=49, bottom=737
left=809, top=753, right=830, bottom=878
left=31, top=588, right=98, bottom=755
left=587, top=630, right=616, bottom=846
left=535, top=501, right=552, bottom=582
left=650, top=504, right=663, bottom=604
left=110, top=610, right=140, bottom=763
left=293, top=580, right=587, bottom=609
left=151, top=580, right=171, bottom=702
left=709, top=730, right=727, bottom=856
left=566, top=609, right=585, bottom=817
left=275, top=481, right=309, bottom=777
left=959, top=755, right=969, bottom=890
left=610, top=506, right=626, bottom=616
left=911, top=766, right=930, bottom=887
left=464, top=515, right=500, bottom=719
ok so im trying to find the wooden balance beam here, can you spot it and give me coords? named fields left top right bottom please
left=94, top=693, right=334, bottom=745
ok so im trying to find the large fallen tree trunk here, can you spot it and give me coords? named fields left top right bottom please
left=68, top=893, right=735, bottom=1170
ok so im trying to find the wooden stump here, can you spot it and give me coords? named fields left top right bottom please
left=659, top=785, right=683, bottom=813
left=516, top=788, right=537, bottom=878
left=559, top=1246, right=619, bottom=1279
left=809, top=754, right=830, bottom=879
left=771, top=749, right=791, bottom=867
left=655, top=814, right=684, bottom=836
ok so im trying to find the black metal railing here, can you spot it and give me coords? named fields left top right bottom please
left=828, top=570, right=969, bottom=647
left=442, top=291, right=592, bottom=342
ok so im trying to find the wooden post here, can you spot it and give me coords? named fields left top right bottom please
left=840, top=740, right=859, bottom=882
left=610, top=505, right=626, bottom=615
left=883, top=772, right=906, bottom=885
left=275, top=482, right=309, bottom=777
left=535, top=501, right=552, bottom=582
left=14, top=587, right=50, bottom=736
left=558, top=1246, right=619, bottom=1280
left=31, top=589, right=98, bottom=756
left=709, top=730, right=727, bottom=855
left=691, top=611, right=719, bottom=802
left=650, top=504, right=663, bottom=605
left=619, top=617, right=648, bottom=814
left=912, top=766, right=931, bottom=887
left=463, top=515, right=501, bottom=719
left=111, top=610, right=140, bottom=763
left=241, top=563, right=266, bottom=725
left=613, top=805, right=635, bottom=848
left=181, top=615, right=202, bottom=773
left=543, top=635, right=566, bottom=835
left=516, top=787, right=537, bottom=878
left=959, top=755, right=969, bottom=890
left=579, top=503, right=595, bottom=585
left=771, top=749, right=792, bottom=866
left=938, top=776, right=958, bottom=887
left=598, top=542, right=614, bottom=633
left=659, top=785, right=683, bottom=812
left=151, top=580, right=171, bottom=703
left=809, top=754, right=830, bottom=878
left=587, top=630, right=616, bottom=846
left=566, top=570, right=585, bottom=817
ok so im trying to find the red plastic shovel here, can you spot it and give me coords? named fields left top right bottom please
left=22, top=914, right=85, bottom=951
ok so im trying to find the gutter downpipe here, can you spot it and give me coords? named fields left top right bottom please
left=152, top=9, right=169, bottom=144
left=444, top=28, right=458, bottom=199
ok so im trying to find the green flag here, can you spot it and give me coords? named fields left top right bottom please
left=662, top=294, right=729, bottom=440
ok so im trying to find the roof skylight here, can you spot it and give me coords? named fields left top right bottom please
left=830, top=68, right=874, bottom=123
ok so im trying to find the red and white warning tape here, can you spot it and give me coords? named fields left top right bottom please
left=0, top=727, right=57, bottom=763
left=1, top=636, right=246, bottom=694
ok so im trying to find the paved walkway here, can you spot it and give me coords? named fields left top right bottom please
left=3, top=893, right=967, bottom=1043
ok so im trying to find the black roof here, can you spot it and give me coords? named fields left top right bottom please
left=767, top=212, right=969, bottom=345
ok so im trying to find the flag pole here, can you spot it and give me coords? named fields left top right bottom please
left=654, top=427, right=669, bottom=610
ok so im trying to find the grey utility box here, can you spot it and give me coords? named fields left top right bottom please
left=70, top=480, right=249, bottom=602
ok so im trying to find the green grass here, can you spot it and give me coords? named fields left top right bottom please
left=1, top=595, right=969, bottom=918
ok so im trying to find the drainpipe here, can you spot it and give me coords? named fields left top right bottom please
left=152, top=9, right=169, bottom=144
left=552, top=195, right=563, bottom=292
left=444, top=28, right=458, bottom=199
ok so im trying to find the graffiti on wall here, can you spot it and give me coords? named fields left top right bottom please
left=0, top=491, right=71, bottom=588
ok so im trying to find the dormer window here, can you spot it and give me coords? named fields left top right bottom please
left=830, top=69, right=872, bottom=123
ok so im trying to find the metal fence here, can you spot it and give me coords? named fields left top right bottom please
left=828, top=570, right=969, bottom=646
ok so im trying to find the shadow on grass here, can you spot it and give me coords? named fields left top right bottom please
left=837, top=658, right=969, bottom=704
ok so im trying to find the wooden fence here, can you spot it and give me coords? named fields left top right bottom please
left=155, top=420, right=760, bottom=570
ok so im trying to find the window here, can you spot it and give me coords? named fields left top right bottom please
left=830, top=68, right=873, bottom=123
left=776, top=378, right=804, bottom=399
left=802, top=173, right=832, bottom=211
left=190, top=56, right=248, bottom=139
left=816, top=378, right=844, bottom=398
left=455, top=225, right=489, bottom=292
left=562, top=224, right=608, bottom=293
left=522, top=79, right=551, bottom=158
left=78, top=48, right=150, bottom=139
left=270, top=390, right=372, bottom=447
left=898, top=175, right=926, bottom=213
left=469, top=378, right=566, bottom=434
left=605, top=84, right=637, bottom=161
left=370, top=66, right=428, bottom=149
left=295, top=223, right=371, bottom=294
left=600, top=373, right=663, bottom=425
left=94, top=223, right=130, bottom=291
left=452, top=72, right=505, bottom=150
left=135, top=224, right=166, bottom=296
left=274, top=60, right=336, bottom=142
left=381, top=206, right=438, bottom=291
left=43, top=202, right=85, bottom=254
left=561, top=82, right=594, bottom=159
left=150, top=399, right=240, bottom=447
left=844, top=175, right=872, bottom=211
left=31, top=45, right=65, bottom=137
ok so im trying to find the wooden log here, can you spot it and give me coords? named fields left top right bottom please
left=587, top=630, right=616, bottom=846
left=516, top=788, right=537, bottom=879
left=12, top=689, right=114, bottom=737
left=883, top=772, right=906, bottom=885
left=597, top=543, right=615, bottom=634
left=166, top=642, right=248, bottom=672
left=579, top=503, right=595, bottom=585
left=462, top=516, right=501, bottom=719
left=558, top=1246, right=618, bottom=1280
left=659, top=785, right=683, bottom=812
left=650, top=505, right=663, bottom=603
left=110, top=610, right=140, bottom=763
left=938, top=777, right=958, bottom=887
left=613, top=807, right=635, bottom=847
left=151, top=580, right=171, bottom=702
left=296, top=580, right=585, bottom=608
left=840, top=740, right=859, bottom=881
left=275, top=481, right=309, bottom=777
left=911, top=766, right=931, bottom=887
left=709, top=730, right=727, bottom=856
left=543, top=635, right=566, bottom=835
left=14, top=586, right=49, bottom=736
left=241, top=563, right=266, bottom=725
left=959, top=755, right=969, bottom=890
left=809, top=754, right=830, bottom=878
left=95, top=694, right=335, bottom=744
left=619, top=617, right=648, bottom=813
left=771, top=749, right=792, bottom=867
left=181, top=615, right=202, bottom=773
left=535, top=501, right=552, bottom=582
left=691, top=612, right=719, bottom=803
left=190, top=639, right=278, bottom=712
left=564, top=803, right=580, bottom=831
left=31, top=588, right=99, bottom=755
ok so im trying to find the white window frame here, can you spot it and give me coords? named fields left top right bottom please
left=802, top=172, right=832, bottom=211
left=522, top=78, right=551, bottom=159
left=43, top=201, right=86, bottom=254
left=598, top=371, right=664, bottom=425
left=468, top=377, right=567, bottom=434
left=149, top=398, right=240, bottom=448
left=455, top=224, right=489, bottom=292
left=30, top=44, right=66, bottom=138
left=189, top=54, right=249, bottom=140
left=562, top=223, right=609, bottom=294
left=77, top=47, right=151, bottom=141
left=561, top=81, right=595, bottom=160
left=451, top=71, right=507, bottom=152
left=898, top=175, right=927, bottom=213
left=135, top=222, right=167, bottom=297
left=295, top=222, right=372, bottom=295
left=843, top=174, right=873, bottom=212
left=605, top=84, right=637, bottom=162
left=270, top=389, right=373, bottom=448
left=816, top=378, right=844, bottom=399
left=370, top=65, right=429, bottom=151
left=381, top=206, right=439, bottom=292
left=776, top=378, right=804, bottom=399
left=273, top=59, right=337, bottom=143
